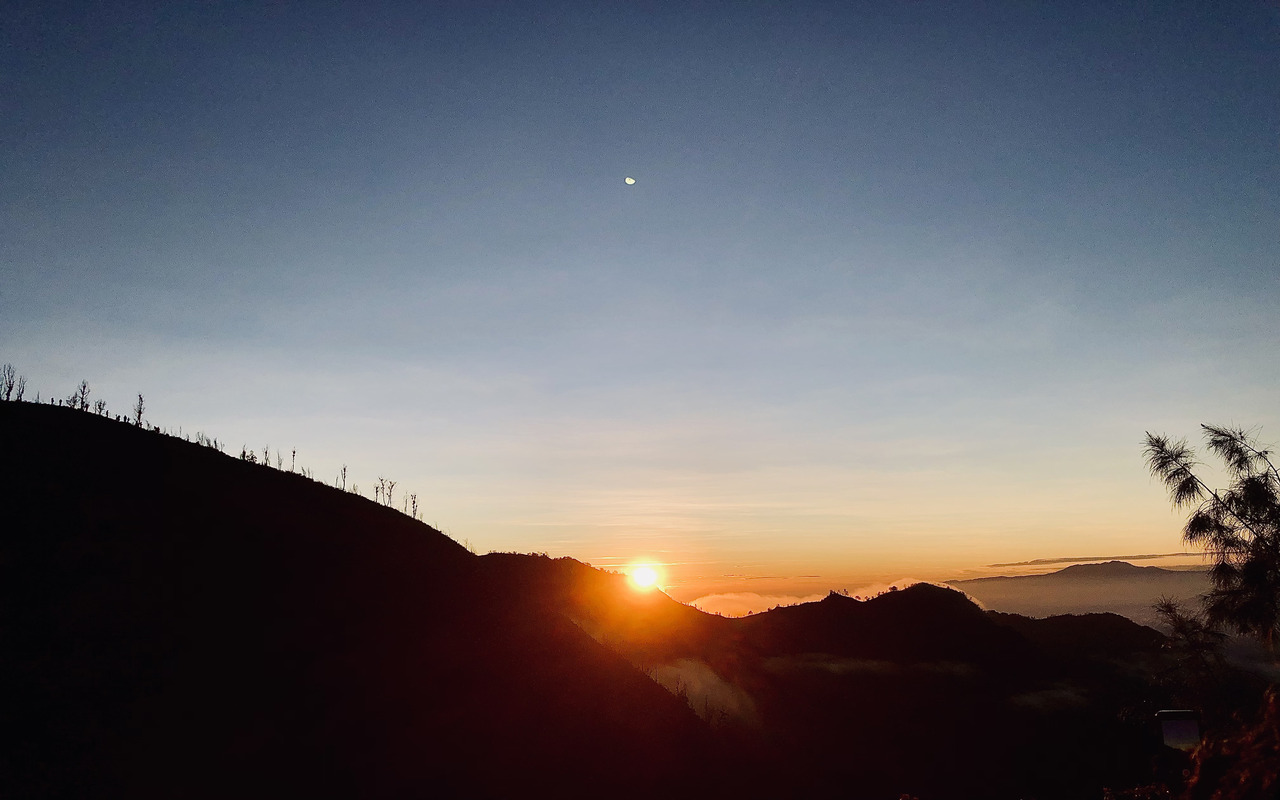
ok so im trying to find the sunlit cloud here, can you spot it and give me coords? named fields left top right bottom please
left=689, top=592, right=827, bottom=617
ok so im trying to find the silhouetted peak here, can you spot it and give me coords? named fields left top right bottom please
left=1052, top=561, right=1169, bottom=578
left=865, top=581, right=983, bottom=615
left=900, top=581, right=968, bottom=599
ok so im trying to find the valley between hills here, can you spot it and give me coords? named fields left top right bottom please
left=2, top=401, right=1272, bottom=799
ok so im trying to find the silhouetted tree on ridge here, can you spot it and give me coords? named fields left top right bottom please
left=1145, top=425, right=1280, bottom=652
left=67, top=380, right=91, bottom=411
left=0, top=363, right=24, bottom=401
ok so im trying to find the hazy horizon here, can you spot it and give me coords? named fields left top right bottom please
left=6, top=1, right=1277, bottom=605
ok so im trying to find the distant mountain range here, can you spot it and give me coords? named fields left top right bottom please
left=2, top=402, right=1263, bottom=799
left=949, top=561, right=1211, bottom=625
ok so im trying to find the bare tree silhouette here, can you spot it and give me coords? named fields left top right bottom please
left=67, top=381, right=91, bottom=411
left=1, top=364, right=16, bottom=401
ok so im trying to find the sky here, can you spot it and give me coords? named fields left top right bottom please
left=4, top=1, right=1279, bottom=613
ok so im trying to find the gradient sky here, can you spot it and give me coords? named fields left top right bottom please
left=5, top=1, right=1278, bottom=609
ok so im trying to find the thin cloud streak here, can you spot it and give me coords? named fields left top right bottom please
left=986, top=552, right=1201, bottom=568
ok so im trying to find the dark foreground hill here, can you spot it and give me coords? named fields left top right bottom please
left=0, top=403, right=716, bottom=798
left=2, top=402, right=1251, bottom=798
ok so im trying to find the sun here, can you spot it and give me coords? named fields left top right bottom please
left=628, top=565, right=660, bottom=591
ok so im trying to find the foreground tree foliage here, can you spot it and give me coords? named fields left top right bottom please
left=1145, top=425, right=1280, bottom=651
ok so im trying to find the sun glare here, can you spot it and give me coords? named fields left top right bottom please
left=629, top=565, right=660, bottom=590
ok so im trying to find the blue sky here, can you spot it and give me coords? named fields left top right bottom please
left=4, top=1, right=1278, bottom=605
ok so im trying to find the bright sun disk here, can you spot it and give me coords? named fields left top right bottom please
left=629, top=565, right=659, bottom=590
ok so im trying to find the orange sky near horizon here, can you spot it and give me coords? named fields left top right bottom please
left=582, top=542, right=1212, bottom=617
left=436, top=448, right=1220, bottom=616
left=411, top=425, right=1224, bottom=613
left=636, top=550, right=1211, bottom=616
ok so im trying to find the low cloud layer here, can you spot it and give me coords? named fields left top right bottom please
left=649, top=659, right=758, bottom=728
left=689, top=592, right=827, bottom=617
left=842, top=578, right=946, bottom=599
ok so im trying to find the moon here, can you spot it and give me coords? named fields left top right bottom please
left=624, top=177, right=636, bottom=185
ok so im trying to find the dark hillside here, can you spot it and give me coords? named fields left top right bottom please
left=0, top=403, right=715, bottom=798
left=725, top=585, right=1162, bottom=799
left=474, top=559, right=1186, bottom=799
left=989, top=611, right=1167, bottom=661
left=1, top=402, right=1227, bottom=799
left=738, top=584, right=1034, bottom=666
left=479, top=552, right=739, bottom=664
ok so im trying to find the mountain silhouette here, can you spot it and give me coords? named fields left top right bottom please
left=949, top=560, right=1211, bottom=625
left=3, top=401, right=1236, bottom=798
left=1048, top=560, right=1190, bottom=579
